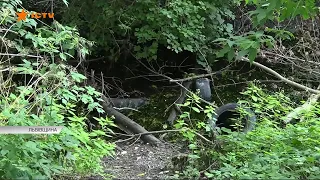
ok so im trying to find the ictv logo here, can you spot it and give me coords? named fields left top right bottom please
left=16, top=9, right=54, bottom=22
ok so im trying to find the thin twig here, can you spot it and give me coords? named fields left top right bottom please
left=0, top=53, right=43, bottom=59
left=114, top=129, right=214, bottom=145
left=215, top=80, right=284, bottom=88
left=262, top=50, right=320, bottom=66
left=113, top=107, right=140, bottom=112
left=0, top=29, right=18, bottom=34
left=169, top=71, right=222, bottom=82
left=0, top=68, right=11, bottom=72
left=135, top=58, right=215, bottom=106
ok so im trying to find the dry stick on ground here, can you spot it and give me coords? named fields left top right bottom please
left=100, top=95, right=162, bottom=146
left=114, top=129, right=214, bottom=145
left=88, top=72, right=161, bottom=145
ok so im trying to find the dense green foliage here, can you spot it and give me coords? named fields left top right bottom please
left=172, top=83, right=320, bottom=179
left=207, top=84, right=320, bottom=179
left=0, top=0, right=115, bottom=179
left=166, top=1, right=320, bottom=179
left=1, top=0, right=320, bottom=179
left=61, top=0, right=319, bottom=65
left=213, top=0, right=319, bottom=64
left=61, top=0, right=235, bottom=65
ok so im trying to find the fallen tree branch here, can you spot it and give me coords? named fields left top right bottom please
left=240, top=57, right=320, bottom=94
left=100, top=95, right=162, bottom=145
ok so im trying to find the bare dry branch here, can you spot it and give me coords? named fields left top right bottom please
left=114, top=128, right=214, bottom=145
left=169, top=71, right=221, bottom=82
left=240, top=57, right=320, bottom=94
left=0, top=53, right=43, bottom=59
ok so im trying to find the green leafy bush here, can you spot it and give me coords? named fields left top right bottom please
left=206, top=84, right=320, bottom=179
left=0, top=1, right=115, bottom=179
left=214, top=0, right=320, bottom=63
left=173, top=83, right=320, bottom=179
left=61, top=0, right=235, bottom=63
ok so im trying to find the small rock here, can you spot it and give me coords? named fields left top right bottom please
left=137, top=156, right=141, bottom=160
left=121, top=151, right=127, bottom=155
left=135, top=147, right=139, bottom=150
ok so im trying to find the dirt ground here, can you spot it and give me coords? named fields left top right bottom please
left=101, top=140, right=185, bottom=180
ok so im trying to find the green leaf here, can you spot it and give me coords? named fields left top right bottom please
left=65, top=152, right=75, bottom=160
left=257, top=11, right=266, bottom=22
left=252, top=96, right=258, bottom=102
left=183, top=101, right=191, bottom=106
left=180, top=112, right=190, bottom=118
left=239, top=39, right=253, bottom=50
left=236, top=50, right=249, bottom=59
left=25, top=141, right=37, bottom=150
left=227, top=49, right=235, bottom=61
left=216, top=46, right=231, bottom=58
left=213, top=38, right=227, bottom=42
left=71, top=72, right=87, bottom=82
left=188, top=143, right=197, bottom=150
left=248, top=48, right=258, bottom=63
left=226, top=40, right=234, bottom=47
left=59, top=53, right=67, bottom=61
left=300, top=8, right=310, bottom=20
left=192, top=107, right=200, bottom=113
left=1, top=149, right=8, bottom=156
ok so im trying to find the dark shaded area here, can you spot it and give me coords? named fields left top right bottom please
left=215, top=110, right=242, bottom=131
left=84, top=48, right=197, bottom=98
left=212, top=103, right=256, bottom=133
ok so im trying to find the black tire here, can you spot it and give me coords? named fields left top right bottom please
left=208, top=103, right=256, bottom=133
left=194, top=78, right=212, bottom=102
